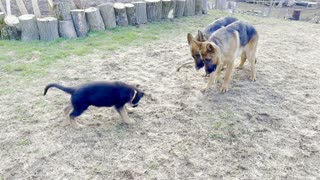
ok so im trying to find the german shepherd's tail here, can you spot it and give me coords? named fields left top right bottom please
left=44, top=83, right=75, bottom=96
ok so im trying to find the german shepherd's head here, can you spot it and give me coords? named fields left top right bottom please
left=187, top=30, right=207, bottom=70
left=199, top=41, right=222, bottom=74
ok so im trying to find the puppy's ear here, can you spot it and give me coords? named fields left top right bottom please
left=187, top=33, right=193, bottom=45
left=206, top=43, right=215, bottom=53
left=197, top=30, right=206, bottom=42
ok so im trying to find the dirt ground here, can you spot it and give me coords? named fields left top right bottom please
left=1, top=17, right=320, bottom=179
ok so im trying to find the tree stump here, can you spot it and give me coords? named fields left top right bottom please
left=175, top=0, right=185, bottom=18
left=132, top=1, right=147, bottom=24
left=37, top=17, right=59, bottom=41
left=146, top=0, right=162, bottom=22
left=58, top=20, right=77, bottom=38
left=98, top=3, right=116, bottom=29
left=54, top=0, right=72, bottom=21
left=114, top=3, right=128, bottom=27
left=19, top=14, right=40, bottom=41
left=184, top=0, right=195, bottom=16
left=202, top=0, right=208, bottom=14
left=195, top=0, right=202, bottom=15
left=162, top=0, right=175, bottom=19
left=2, top=15, right=21, bottom=40
left=70, top=9, right=88, bottom=37
left=227, top=1, right=236, bottom=14
left=125, top=3, right=137, bottom=26
left=85, top=7, right=105, bottom=31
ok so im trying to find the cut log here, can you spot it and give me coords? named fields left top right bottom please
left=19, top=14, right=39, bottom=41
left=175, top=0, right=185, bottom=18
left=37, top=17, right=59, bottom=41
left=85, top=7, right=105, bottom=31
left=53, top=0, right=72, bottom=21
left=132, top=1, right=147, bottom=24
left=125, top=3, right=136, bottom=25
left=184, top=0, right=195, bottom=16
left=31, top=0, right=41, bottom=17
left=58, top=20, right=77, bottom=38
left=201, top=0, right=207, bottom=14
left=146, top=0, right=162, bottom=22
left=195, top=0, right=202, bottom=15
left=3, top=15, right=21, bottom=40
left=70, top=9, right=88, bottom=37
left=162, top=0, right=175, bottom=19
left=16, top=0, right=29, bottom=15
left=98, top=3, right=116, bottom=29
left=114, top=3, right=128, bottom=27
left=227, top=1, right=236, bottom=14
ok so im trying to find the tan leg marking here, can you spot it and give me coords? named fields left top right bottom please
left=220, top=62, right=234, bottom=93
left=236, top=52, right=247, bottom=69
left=119, top=107, right=135, bottom=124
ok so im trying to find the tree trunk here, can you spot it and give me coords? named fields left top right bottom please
left=146, top=0, right=162, bottom=22
left=32, top=0, right=41, bottom=17
left=19, top=14, right=40, bottom=41
left=162, top=0, right=175, bottom=19
left=201, top=0, right=207, bottom=14
left=114, top=3, right=128, bottom=27
left=16, top=0, right=28, bottom=15
left=85, top=7, right=105, bottom=31
left=125, top=3, right=136, bottom=25
left=58, top=20, right=77, bottom=38
left=132, top=1, right=147, bottom=24
left=0, top=1, right=5, bottom=14
left=175, top=0, right=185, bottom=18
left=195, top=0, right=202, bottom=15
left=70, top=9, right=88, bottom=37
left=98, top=3, right=116, bottom=29
left=184, top=0, right=195, bottom=16
left=215, top=0, right=227, bottom=10
left=37, top=17, right=59, bottom=41
left=54, top=0, right=72, bottom=21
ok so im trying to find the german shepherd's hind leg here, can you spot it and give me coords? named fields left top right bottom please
left=116, top=105, right=135, bottom=124
left=247, top=35, right=258, bottom=81
left=236, top=52, right=247, bottom=69
left=220, top=62, right=234, bottom=93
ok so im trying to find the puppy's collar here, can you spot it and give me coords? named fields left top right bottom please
left=131, top=90, right=137, bottom=103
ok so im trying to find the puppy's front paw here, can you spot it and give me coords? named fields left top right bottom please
left=124, top=119, right=136, bottom=125
left=236, top=65, right=244, bottom=69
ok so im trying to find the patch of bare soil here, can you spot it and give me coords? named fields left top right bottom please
left=0, top=18, right=320, bottom=179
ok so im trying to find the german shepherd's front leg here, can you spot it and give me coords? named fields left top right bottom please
left=220, top=62, right=234, bottom=92
left=201, top=69, right=217, bottom=93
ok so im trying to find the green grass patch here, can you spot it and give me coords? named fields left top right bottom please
left=0, top=10, right=235, bottom=80
left=17, top=138, right=32, bottom=146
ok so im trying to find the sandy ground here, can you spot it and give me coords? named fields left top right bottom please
left=1, top=17, right=320, bottom=179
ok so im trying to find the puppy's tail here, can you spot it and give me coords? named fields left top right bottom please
left=44, top=83, right=75, bottom=96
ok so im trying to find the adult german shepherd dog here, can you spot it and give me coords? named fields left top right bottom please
left=178, top=17, right=238, bottom=72
left=196, top=20, right=259, bottom=92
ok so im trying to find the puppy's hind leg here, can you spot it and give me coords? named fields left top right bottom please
left=62, top=104, right=73, bottom=126
left=68, top=105, right=88, bottom=129
left=116, top=105, right=135, bottom=124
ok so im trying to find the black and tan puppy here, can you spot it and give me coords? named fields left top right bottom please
left=198, top=20, right=259, bottom=92
left=179, top=17, right=238, bottom=72
left=44, top=81, right=144, bottom=129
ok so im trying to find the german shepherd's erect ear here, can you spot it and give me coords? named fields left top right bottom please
left=206, top=43, right=216, bottom=53
left=187, top=33, right=193, bottom=45
left=197, top=30, right=206, bottom=42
